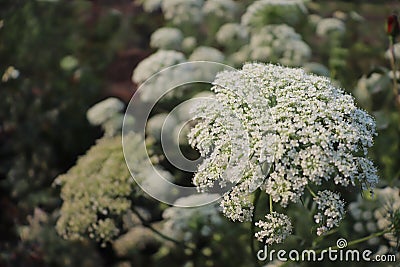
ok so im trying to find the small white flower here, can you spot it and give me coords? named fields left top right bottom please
left=255, top=212, right=292, bottom=244
left=132, top=50, right=186, bottom=84
left=216, top=23, right=249, bottom=49
left=150, top=27, right=183, bottom=50
left=86, top=97, right=124, bottom=126
left=313, top=190, right=345, bottom=236
left=162, top=0, right=204, bottom=25
left=316, top=18, right=346, bottom=37
left=241, top=0, right=307, bottom=29
left=2, top=66, right=20, bottom=82
left=385, top=42, right=400, bottom=60
left=189, top=46, right=225, bottom=63
left=203, top=0, right=238, bottom=21
left=189, top=46, right=225, bottom=80
left=182, top=36, right=197, bottom=53
left=137, top=0, right=162, bottom=12
left=249, top=25, right=311, bottom=66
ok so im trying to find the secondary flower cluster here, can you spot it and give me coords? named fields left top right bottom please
left=189, top=63, right=378, bottom=243
left=255, top=212, right=293, bottom=244
left=247, top=24, right=311, bottom=66
left=313, top=190, right=345, bottom=236
left=241, top=0, right=307, bottom=28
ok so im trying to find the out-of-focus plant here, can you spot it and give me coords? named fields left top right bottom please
left=16, top=208, right=103, bottom=267
left=348, top=187, right=400, bottom=261
left=316, top=17, right=347, bottom=80
left=241, top=0, right=307, bottom=29
left=0, top=0, right=159, bottom=265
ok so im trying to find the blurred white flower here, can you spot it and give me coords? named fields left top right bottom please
left=228, top=45, right=251, bottom=66
left=182, top=36, right=197, bottom=53
left=241, top=0, right=307, bottom=29
left=132, top=50, right=186, bottom=84
left=203, top=0, right=238, bottom=21
left=385, top=42, right=400, bottom=60
left=189, top=46, right=225, bottom=63
left=255, top=212, right=292, bottom=244
left=349, top=187, right=400, bottom=249
left=2, top=66, right=20, bottom=82
left=137, top=0, right=162, bottom=12
left=150, top=27, right=183, bottom=50
left=216, top=23, right=249, bottom=49
left=308, top=14, right=322, bottom=27
left=316, top=18, right=346, bottom=37
left=162, top=0, right=204, bottom=25
left=249, top=24, right=311, bottom=66
left=86, top=97, right=124, bottom=126
left=303, top=62, right=330, bottom=77
left=354, top=72, right=391, bottom=112
left=313, top=190, right=345, bottom=236
left=146, top=113, right=179, bottom=142
left=189, top=46, right=225, bottom=81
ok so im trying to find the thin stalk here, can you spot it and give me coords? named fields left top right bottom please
left=306, top=185, right=317, bottom=198
left=269, top=195, right=273, bottom=214
left=388, top=35, right=399, bottom=107
left=251, top=188, right=262, bottom=267
left=314, top=230, right=390, bottom=254
left=132, top=207, right=195, bottom=251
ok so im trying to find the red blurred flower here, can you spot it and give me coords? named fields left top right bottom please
left=387, top=15, right=400, bottom=38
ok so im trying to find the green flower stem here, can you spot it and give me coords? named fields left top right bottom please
left=312, top=229, right=338, bottom=248
left=389, top=35, right=400, bottom=108
left=269, top=195, right=273, bottom=214
left=306, top=185, right=317, bottom=198
left=132, top=207, right=195, bottom=251
left=314, top=230, right=390, bottom=254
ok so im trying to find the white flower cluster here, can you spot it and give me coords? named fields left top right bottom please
left=137, top=0, right=162, bottom=12
left=150, top=27, right=183, bottom=50
left=188, top=46, right=226, bottom=80
left=189, top=63, right=378, bottom=240
left=131, top=50, right=198, bottom=102
left=161, top=0, right=204, bottom=25
left=203, top=0, right=238, bottom=21
left=86, top=97, right=124, bottom=126
left=241, top=0, right=307, bottom=29
left=2, top=66, right=20, bottom=82
left=132, top=50, right=186, bottom=84
left=248, top=24, right=311, bottom=66
left=313, top=190, right=345, bottom=236
left=189, top=46, right=225, bottom=63
left=255, top=212, right=292, bottom=244
left=316, top=18, right=346, bottom=37
left=216, top=23, right=249, bottom=49
left=182, top=36, right=197, bottom=53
